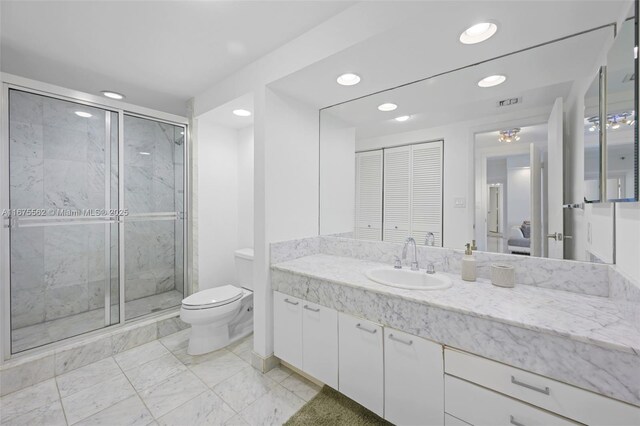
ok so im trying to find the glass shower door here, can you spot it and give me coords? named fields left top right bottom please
left=122, top=115, right=185, bottom=320
left=7, top=89, right=120, bottom=353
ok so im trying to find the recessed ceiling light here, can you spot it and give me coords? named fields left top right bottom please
left=74, top=111, right=92, bottom=118
left=378, top=103, right=398, bottom=112
left=477, top=75, right=506, bottom=88
left=459, top=22, right=498, bottom=44
left=337, top=73, right=361, bottom=86
left=233, top=109, right=252, bottom=117
left=101, top=91, right=125, bottom=100
left=395, top=115, right=410, bottom=122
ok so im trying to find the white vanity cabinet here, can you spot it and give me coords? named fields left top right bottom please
left=384, top=327, right=444, bottom=425
left=274, top=292, right=339, bottom=386
left=338, top=312, right=384, bottom=416
left=445, top=348, right=640, bottom=426
left=302, top=300, right=338, bottom=388
left=445, top=375, right=578, bottom=426
left=273, top=292, right=303, bottom=369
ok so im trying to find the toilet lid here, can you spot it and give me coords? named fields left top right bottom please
left=182, top=285, right=243, bottom=309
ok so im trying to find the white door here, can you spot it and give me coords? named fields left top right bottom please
left=530, top=144, right=542, bottom=257
left=355, top=151, right=383, bottom=240
left=384, top=328, right=444, bottom=425
left=547, top=97, right=564, bottom=259
left=487, top=186, right=499, bottom=234
left=302, top=301, right=338, bottom=388
left=383, top=146, right=411, bottom=243
left=410, top=141, right=443, bottom=246
left=338, top=313, right=384, bottom=416
left=273, top=292, right=302, bottom=369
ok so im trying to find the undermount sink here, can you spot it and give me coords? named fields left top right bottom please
left=366, top=267, right=452, bottom=290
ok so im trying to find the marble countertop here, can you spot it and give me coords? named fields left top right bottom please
left=272, top=254, right=640, bottom=355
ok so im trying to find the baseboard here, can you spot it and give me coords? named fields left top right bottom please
left=280, top=360, right=324, bottom=387
left=250, top=351, right=280, bottom=373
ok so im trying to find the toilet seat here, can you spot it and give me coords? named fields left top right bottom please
left=181, top=285, right=243, bottom=310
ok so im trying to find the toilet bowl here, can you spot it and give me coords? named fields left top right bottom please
left=180, top=248, right=254, bottom=355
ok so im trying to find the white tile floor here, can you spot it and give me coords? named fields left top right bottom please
left=0, top=331, right=320, bottom=426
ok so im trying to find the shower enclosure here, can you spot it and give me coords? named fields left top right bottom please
left=1, top=85, right=188, bottom=355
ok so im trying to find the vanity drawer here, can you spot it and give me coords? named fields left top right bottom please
left=445, top=348, right=640, bottom=425
left=445, top=375, right=578, bottom=426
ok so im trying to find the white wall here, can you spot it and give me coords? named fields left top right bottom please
left=506, top=155, right=531, bottom=230
left=237, top=126, right=254, bottom=249
left=197, top=120, right=254, bottom=290
left=320, top=113, right=356, bottom=235
left=616, top=203, right=640, bottom=282
left=253, top=88, right=319, bottom=360
left=197, top=121, right=239, bottom=289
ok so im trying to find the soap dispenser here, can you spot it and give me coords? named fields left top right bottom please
left=461, top=243, right=477, bottom=282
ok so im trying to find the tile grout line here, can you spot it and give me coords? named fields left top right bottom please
left=156, top=337, right=243, bottom=424
left=53, top=378, right=71, bottom=426
left=113, top=353, right=157, bottom=422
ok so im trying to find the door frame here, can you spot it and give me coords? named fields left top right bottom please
left=0, top=74, right=190, bottom=362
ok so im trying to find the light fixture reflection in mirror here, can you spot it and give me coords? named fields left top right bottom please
left=498, top=128, right=521, bottom=143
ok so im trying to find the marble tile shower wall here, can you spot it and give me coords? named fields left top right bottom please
left=122, top=115, right=182, bottom=302
left=8, top=92, right=185, bottom=331
left=9, top=91, right=119, bottom=329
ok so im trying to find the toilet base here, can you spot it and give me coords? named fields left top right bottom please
left=188, top=323, right=230, bottom=355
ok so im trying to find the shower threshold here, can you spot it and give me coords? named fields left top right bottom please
left=11, top=290, right=183, bottom=354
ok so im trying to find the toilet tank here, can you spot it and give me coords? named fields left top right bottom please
left=234, top=248, right=254, bottom=290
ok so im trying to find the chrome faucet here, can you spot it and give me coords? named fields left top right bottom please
left=424, top=232, right=436, bottom=274
left=402, top=237, right=419, bottom=271
left=425, top=232, right=435, bottom=247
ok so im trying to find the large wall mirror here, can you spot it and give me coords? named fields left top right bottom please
left=319, top=9, right=637, bottom=264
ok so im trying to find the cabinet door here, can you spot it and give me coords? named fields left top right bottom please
left=273, top=292, right=302, bottom=369
left=445, top=375, right=579, bottom=426
left=302, top=301, right=338, bottom=388
left=338, top=312, right=384, bottom=416
left=384, top=328, right=444, bottom=425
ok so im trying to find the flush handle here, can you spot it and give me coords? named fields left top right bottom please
left=355, top=323, right=377, bottom=334
left=284, top=298, right=299, bottom=306
left=511, top=376, right=550, bottom=395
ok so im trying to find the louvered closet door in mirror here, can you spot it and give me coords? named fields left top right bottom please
left=382, top=141, right=443, bottom=246
left=355, top=150, right=383, bottom=240
left=383, top=146, right=411, bottom=243
left=410, top=141, right=443, bottom=246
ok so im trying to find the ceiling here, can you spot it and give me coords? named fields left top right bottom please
left=200, top=93, right=254, bottom=129
left=270, top=1, right=632, bottom=110
left=0, top=1, right=353, bottom=115
left=321, top=27, right=611, bottom=140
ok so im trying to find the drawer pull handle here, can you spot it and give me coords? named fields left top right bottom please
left=284, top=299, right=299, bottom=306
left=388, top=333, right=413, bottom=346
left=510, top=415, right=525, bottom=426
left=356, top=323, right=377, bottom=334
left=511, top=376, right=550, bottom=395
left=303, top=305, right=320, bottom=312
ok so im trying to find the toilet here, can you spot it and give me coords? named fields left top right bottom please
left=180, top=248, right=254, bottom=355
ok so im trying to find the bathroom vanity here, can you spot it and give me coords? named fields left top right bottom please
left=270, top=237, right=640, bottom=426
